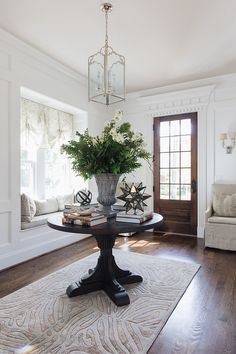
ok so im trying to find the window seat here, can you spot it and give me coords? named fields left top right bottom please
left=21, top=211, right=63, bottom=230
left=21, top=193, right=74, bottom=230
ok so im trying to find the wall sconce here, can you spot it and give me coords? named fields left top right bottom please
left=219, top=132, right=236, bottom=154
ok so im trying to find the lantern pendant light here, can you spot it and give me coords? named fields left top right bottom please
left=88, top=2, right=125, bottom=105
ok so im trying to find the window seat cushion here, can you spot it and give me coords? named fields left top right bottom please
left=21, top=193, right=37, bottom=222
left=34, top=198, right=59, bottom=216
left=21, top=211, right=62, bottom=230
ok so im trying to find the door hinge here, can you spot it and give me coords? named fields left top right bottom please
left=153, top=185, right=155, bottom=192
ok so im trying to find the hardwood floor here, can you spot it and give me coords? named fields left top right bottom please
left=0, top=232, right=236, bottom=354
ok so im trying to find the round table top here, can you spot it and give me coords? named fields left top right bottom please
left=47, top=213, right=163, bottom=236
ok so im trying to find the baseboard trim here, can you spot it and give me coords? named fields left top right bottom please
left=0, top=232, right=91, bottom=271
left=197, top=227, right=204, bottom=238
left=148, top=226, right=204, bottom=238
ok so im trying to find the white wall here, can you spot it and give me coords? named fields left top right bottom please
left=1, top=26, right=236, bottom=270
left=112, top=74, right=236, bottom=237
left=214, top=97, right=236, bottom=183
left=0, top=29, right=108, bottom=270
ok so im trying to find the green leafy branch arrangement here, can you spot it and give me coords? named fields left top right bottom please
left=61, top=111, right=151, bottom=180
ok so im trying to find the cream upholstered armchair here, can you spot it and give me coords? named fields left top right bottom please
left=205, top=184, right=236, bottom=251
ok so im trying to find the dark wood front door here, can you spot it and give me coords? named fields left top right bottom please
left=153, top=113, right=197, bottom=235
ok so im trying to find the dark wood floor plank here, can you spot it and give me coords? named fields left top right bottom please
left=0, top=232, right=236, bottom=354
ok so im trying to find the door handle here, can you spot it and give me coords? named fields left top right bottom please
left=191, top=179, right=197, bottom=193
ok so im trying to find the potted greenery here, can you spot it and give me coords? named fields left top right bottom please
left=61, top=111, right=151, bottom=213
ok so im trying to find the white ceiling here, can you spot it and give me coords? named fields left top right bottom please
left=0, top=0, right=236, bottom=92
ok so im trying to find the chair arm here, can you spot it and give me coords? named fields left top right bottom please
left=205, top=207, right=212, bottom=222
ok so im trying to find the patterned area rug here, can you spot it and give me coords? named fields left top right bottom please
left=0, top=250, right=200, bottom=354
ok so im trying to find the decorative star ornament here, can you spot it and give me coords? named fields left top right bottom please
left=117, top=182, right=151, bottom=214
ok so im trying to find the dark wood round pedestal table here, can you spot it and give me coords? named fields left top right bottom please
left=48, top=213, right=163, bottom=307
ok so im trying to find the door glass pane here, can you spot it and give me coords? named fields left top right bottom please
left=160, top=184, right=169, bottom=199
left=158, top=117, right=194, bottom=203
left=170, top=152, right=180, bottom=168
left=160, top=153, right=169, bottom=168
left=181, top=169, right=191, bottom=184
left=181, top=185, right=191, bottom=200
left=170, top=136, right=180, bottom=151
left=160, top=137, right=169, bottom=152
left=170, top=120, right=180, bottom=136
left=160, top=169, right=169, bottom=183
left=181, top=135, right=191, bottom=151
left=170, top=169, right=179, bottom=184
left=160, top=121, right=169, bottom=137
left=181, top=152, right=191, bottom=167
left=181, top=119, right=191, bottom=135
left=170, top=184, right=180, bottom=200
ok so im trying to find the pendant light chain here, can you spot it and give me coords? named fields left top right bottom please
left=105, top=10, right=109, bottom=46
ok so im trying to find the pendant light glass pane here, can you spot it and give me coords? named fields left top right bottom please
left=88, top=53, right=104, bottom=102
left=88, top=49, right=125, bottom=105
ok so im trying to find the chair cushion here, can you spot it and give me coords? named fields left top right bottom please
left=213, top=193, right=236, bottom=217
left=35, top=198, right=59, bottom=216
left=208, top=216, right=236, bottom=225
left=21, top=193, right=36, bottom=222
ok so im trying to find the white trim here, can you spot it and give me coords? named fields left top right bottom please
left=197, top=227, right=204, bottom=238
left=21, top=87, right=86, bottom=115
left=136, top=85, right=215, bottom=105
left=138, top=85, right=215, bottom=119
left=0, top=28, right=87, bottom=86
left=0, top=231, right=91, bottom=271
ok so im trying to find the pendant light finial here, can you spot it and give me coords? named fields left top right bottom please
left=100, top=2, right=113, bottom=13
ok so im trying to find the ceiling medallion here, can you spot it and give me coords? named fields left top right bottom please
left=88, top=2, right=125, bottom=106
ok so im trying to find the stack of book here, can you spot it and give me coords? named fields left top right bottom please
left=62, top=212, right=107, bottom=227
left=116, top=211, right=153, bottom=224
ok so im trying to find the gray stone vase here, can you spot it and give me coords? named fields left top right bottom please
left=95, top=173, right=121, bottom=214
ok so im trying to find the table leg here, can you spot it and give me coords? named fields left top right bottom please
left=66, top=234, right=142, bottom=306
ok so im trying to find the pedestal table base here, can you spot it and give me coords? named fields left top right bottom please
left=66, top=234, right=142, bottom=306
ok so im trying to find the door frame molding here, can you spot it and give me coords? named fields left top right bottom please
left=150, top=107, right=207, bottom=237
left=137, top=85, right=215, bottom=237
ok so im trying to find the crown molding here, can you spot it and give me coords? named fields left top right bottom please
left=136, top=85, right=215, bottom=105
left=123, top=85, right=216, bottom=117
left=144, top=103, right=208, bottom=119
left=0, top=28, right=87, bottom=86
